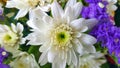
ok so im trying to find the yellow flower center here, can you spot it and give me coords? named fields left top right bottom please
left=50, top=24, right=73, bottom=51
left=56, top=30, right=70, bottom=44
left=2, top=31, right=18, bottom=46
left=27, top=0, right=39, bottom=7
left=39, top=0, right=53, bottom=6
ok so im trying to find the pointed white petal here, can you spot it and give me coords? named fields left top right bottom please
left=51, top=1, right=63, bottom=20
left=39, top=50, right=48, bottom=65
left=11, top=23, right=17, bottom=33
left=16, top=23, right=24, bottom=33
left=83, top=45, right=96, bottom=53
left=84, top=18, right=98, bottom=29
left=70, top=18, right=88, bottom=32
left=79, top=34, right=97, bottom=46
left=71, top=49, right=78, bottom=66
left=66, top=0, right=76, bottom=8
left=73, top=2, right=83, bottom=19
left=15, top=9, right=29, bottom=19
left=26, top=32, right=46, bottom=45
left=48, top=48, right=57, bottom=62
left=67, top=50, right=72, bottom=65
left=72, top=39, right=83, bottom=54
left=28, top=7, right=51, bottom=32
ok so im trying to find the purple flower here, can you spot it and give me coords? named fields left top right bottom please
left=81, top=3, right=109, bottom=20
left=0, top=64, right=10, bottom=68
left=0, top=47, right=9, bottom=63
left=0, top=10, right=3, bottom=15
left=90, top=22, right=120, bottom=63
left=81, top=0, right=110, bottom=20
left=85, top=0, right=102, bottom=3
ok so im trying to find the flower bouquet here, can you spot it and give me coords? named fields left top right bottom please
left=0, top=0, right=119, bottom=68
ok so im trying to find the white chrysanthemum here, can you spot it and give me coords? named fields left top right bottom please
left=9, top=52, right=39, bottom=68
left=26, top=0, right=97, bottom=68
left=106, top=0, right=117, bottom=17
left=5, top=0, right=52, bottom=19
left=69, top=52, right=106, bottom=68
left=0, top=23, right=25, bottom=53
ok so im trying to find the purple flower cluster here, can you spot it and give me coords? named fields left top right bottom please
left=81, top=0, right=109, bottom=21
left=0, top=47, right=10, bottom=68
left=82, top=0, right=120, bottom=64
left=90, top=22, right=120, bottom=63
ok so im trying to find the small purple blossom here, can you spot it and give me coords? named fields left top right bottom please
left=0, top=47, right=9, bottom=63
left=0, top=47, right=10, bottom=68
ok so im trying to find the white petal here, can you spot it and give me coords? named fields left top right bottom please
left=70, top=18, right=88, bottom=32
left=26, top=32, right=45, bottom=45
left=11, top=23, right=17, bottom=33
left=6, top=1, right=16, bottom=8
left=51, top=1, right=63, bottom=20
left=83, top=45, right=96, bottom=53
left=48, top=48, right=57, bottom=62
left=64, top=6, right=74, bottom=23
left=67, top=51, right=72, bottom=65
left=84, top=18, right=98, bottom=29
left=29, top=7, right=47, bottom=20
left=27, top=20, right=38, bottom=30
left=71, top=49, right=78, bottom=66
left=16, top=23, right=24, bottom=33
left=66, top=0, right=76, bottom=8
left=59, top=60, right=66, bottom=68
left=70, top=18, right=85, bottom=28
left=20, top=38, right=26, bottom=44
left=73, top=2, right=83, bottom=19
left=72, top=39, right=83, bottom=54
left=64, top=2, right=83, bottom=22
left=79, top=34, right=97, bottom=46
left=15, top=9, right=29, bottom=19
left=39, top=50, right=48, bottom=65
left=52, top=62, right=59, bottom=68
left=110, top=5, right=117, bottom=11
left=39, top=42, right=50, bottom=52
left=28, top=7, right=51, bottom=32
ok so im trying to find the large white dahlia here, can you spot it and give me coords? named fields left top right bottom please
left=26, top=0, right=97, bottom=68
left=5, top=0, right=52, bottom=19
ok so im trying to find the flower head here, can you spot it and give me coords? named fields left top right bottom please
left=90, top=22, right=120, bottom=64
left=6, top=0, right=52, bottom=19
left=0, top=23, right=25, bottom=53
left=9, top=52, right=39, bottom=68
left=106, top=0, right=117, bottom=17
left=69, top=52, right=106, bottom=68
left=26, top=0, right=97, bottom=68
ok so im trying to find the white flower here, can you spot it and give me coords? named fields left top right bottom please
left=26, top=0, right=97, bottom=68
left=5, top=0, right=52, bottom=19
left=106, top=0, right=117, bottom=17
left=69, top=52, right=106, bottom=68
left=9, top=52, right=39, bottom=68
left=0, top=23, right=25, bottom=53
